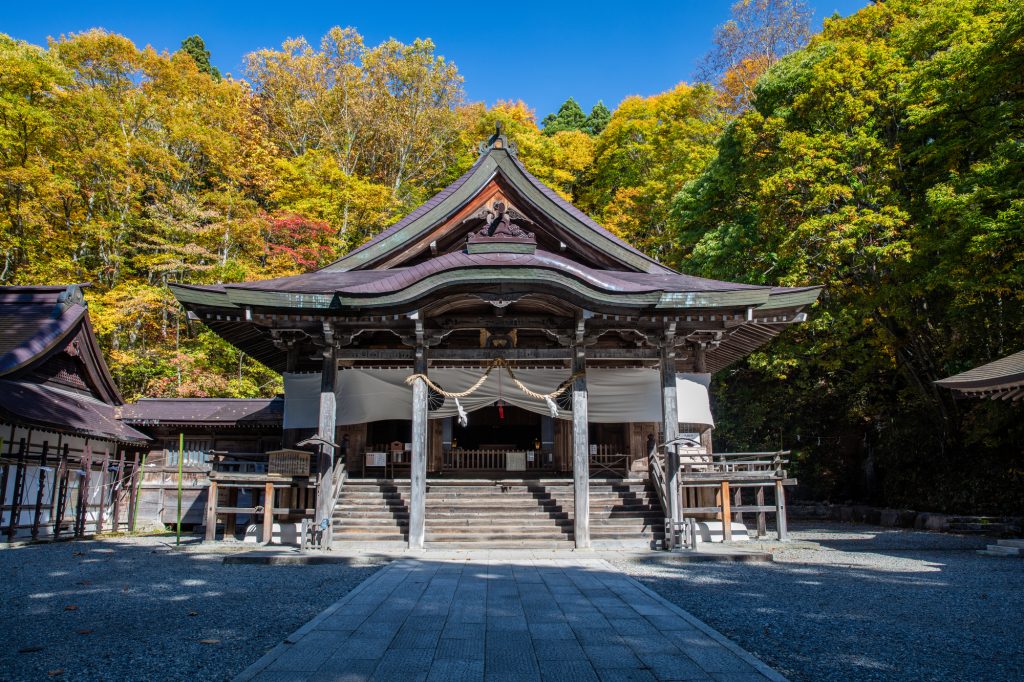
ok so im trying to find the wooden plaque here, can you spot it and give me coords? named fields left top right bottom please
left=267, top=449, right=311, bottom=477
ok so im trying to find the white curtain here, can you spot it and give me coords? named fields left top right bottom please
left=283, top=368, right=713, bottom=428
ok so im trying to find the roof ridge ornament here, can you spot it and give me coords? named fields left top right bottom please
left=466, top=200, right=537, bottom=255
left=478, top=122, right=519, bottom=158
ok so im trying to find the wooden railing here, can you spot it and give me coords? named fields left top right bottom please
left=444, top=449, right=555, bottom=471
left=656, top=450, right=793, bottom=547
left=589, top=445, right=629, bottom=477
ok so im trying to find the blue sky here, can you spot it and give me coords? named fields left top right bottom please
left=4, top=0, right=869, bottom=118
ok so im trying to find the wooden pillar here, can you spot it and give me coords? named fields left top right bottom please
left=225, top=488, right=238, bottom=537
left=263, top=481, right=274, bottom=545
left=409, top=346, right=428, bottom=549
left=315, top=343, right=337, bottom=546
left=775, top=479, right=788, bottom=540
left=720, top=481, right=732, bottom=541
left=572, top=347, right=590, bottom=549
left=756, top=487, right=767, bottom=537
left=53, top=445, right=70, bottom=539
left=8, top=437, right=28, bottom=542
left=661, top=340, right=680, bottom=531
left=96, top=449, right=110, bottom=533
left=205, top=479, right=218, bottom=542
left=111, top=448, right=126, bottom=532
left=126, top=451, right=140, bottom=533
left=0, top=428, right=12, bottom=537
left=76, top=444, right=92, bottom=537
left=31, top=441, right=49, bottom=540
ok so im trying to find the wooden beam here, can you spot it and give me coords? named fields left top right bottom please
left=75, top=443, right=92, bottom=537
left=330, top=347, right=665, bottom=362
left=572, top=347, right=590, bottom=549
left=409, top=344, right=428, bottom=549
left=205, top=479, right=218, bottom=542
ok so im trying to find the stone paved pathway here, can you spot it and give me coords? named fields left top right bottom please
left=236, top=558, right=785, bottom=682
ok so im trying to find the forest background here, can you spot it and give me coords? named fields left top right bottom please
left=1, top=0, right=1021, bottom=513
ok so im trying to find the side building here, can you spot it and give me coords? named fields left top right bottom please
left=0, top=285, right=150, bottom=541
left=117, top=397, right=283, bottom=533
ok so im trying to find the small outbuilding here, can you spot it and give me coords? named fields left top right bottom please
left=0, top=285, right=149, bottom=541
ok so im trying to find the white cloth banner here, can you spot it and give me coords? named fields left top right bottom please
left=284, top=369, right=713, bottom=429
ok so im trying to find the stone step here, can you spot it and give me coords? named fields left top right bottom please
left=425, top=533, right=573, bottom=543
left=425, top=541, right=576, bottom=550
left=997, top=539, right=1024, bottom=549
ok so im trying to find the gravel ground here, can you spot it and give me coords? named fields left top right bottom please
left=0, top=535, right=385, bottom=681
left=613, top=521, right=1024, bottom=682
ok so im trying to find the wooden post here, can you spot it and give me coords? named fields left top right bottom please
left=756, top=486, right=767, bottom=537
left=204, top=479, right=218, bottom=542
left=733, top=485, right=743, bottom=524
left=127, top=451, right=141, bottom=533
left=31, top=441, right=49, bottom=540
left=262, top=481, right=274, bottom=544
left=409, top=345, right=428, bottom=549
left=76, top=443, right=92, bottom=537
left=225, top=487, right=238, bottom=538
left=97, top=449, right=110, bottom=534
left=53, top=445, right=70, bottom=539
left=315, top=343, right=337, bottom=546
left=572, top=346, right=590, bottom=549
left=0, top=429, right=12, bottom=536
left=775, top=479, right=788, bottom=540
left=720, top=481, right=732, bottom=542
left=660, top=339, right=680, bottom=532
left=111, top=448, right=126, bottom=532
left=8, top=437, right=28, bottom=542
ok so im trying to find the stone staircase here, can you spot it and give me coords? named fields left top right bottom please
left=978, top=538, right=1024, bottom=557
left=331, top=477, right=665, bottom=549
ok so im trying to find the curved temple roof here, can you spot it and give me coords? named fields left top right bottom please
left=170, top=128, right=822, bottom=373
left=935, top=350, right=1024, bottom=401
left=0, top=285, right=149, bottom=444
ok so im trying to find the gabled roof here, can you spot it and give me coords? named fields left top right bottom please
left=0, top=285, right=149, bottom=443
left=324, top=129, right=675, bottom=275
left=935, top=350, right=1024, bottom=401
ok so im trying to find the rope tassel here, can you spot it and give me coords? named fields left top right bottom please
left=544, top=396, right=559, bottom=419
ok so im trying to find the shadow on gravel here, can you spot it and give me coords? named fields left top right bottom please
left=616, top=522, right=1024, bottom=682
left=0, top=536, right=386, bottom=681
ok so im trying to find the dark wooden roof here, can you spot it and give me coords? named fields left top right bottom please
left=328, top=143, right=675, bottom=274
left=935, top=350, right=1024, bottom=401
left=0, top=285, right=149, bottom=443
left=0, top=379, right=149, bottom=444
left=119, top=397, right=284, bottom=426
left=169, top=130, right=822, bottom=373
left=172, top=249, right=818, bottom=313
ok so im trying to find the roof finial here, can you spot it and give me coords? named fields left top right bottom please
left=479, top=121, right=518, bottom=158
